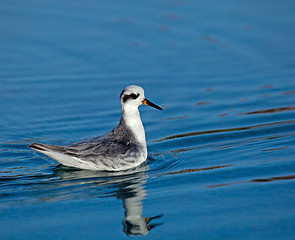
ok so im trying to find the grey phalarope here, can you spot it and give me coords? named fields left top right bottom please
left=29, top=85, right=162, bottom=171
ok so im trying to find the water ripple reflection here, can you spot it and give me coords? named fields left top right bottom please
left=154, top=120, right=295, bottom=143
left=207, top=174, right=295, bottom=188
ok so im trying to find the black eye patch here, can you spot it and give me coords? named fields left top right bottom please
left=122, top=93, right=140, bottom=103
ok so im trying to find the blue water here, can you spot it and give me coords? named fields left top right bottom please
left=1, top=0, right=295, bottom=239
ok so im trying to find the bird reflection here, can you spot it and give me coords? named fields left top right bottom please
left=53, top=163, right=163, bottom=236
left=115, top=170, right=163, bottom=235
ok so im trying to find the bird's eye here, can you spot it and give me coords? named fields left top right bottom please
left=130, top=93, right=139, bottom=99
left=122, top=93, right=139, bottom=103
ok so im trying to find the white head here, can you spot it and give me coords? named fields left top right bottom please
left=120, top=85, right=162, bottom=111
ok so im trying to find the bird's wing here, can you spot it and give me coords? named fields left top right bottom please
left=67, top=138, right=133, bottom=159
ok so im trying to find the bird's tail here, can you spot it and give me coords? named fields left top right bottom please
left=28, top=143, right=64, bottom=153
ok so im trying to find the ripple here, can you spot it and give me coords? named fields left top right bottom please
left=207, top=174, right=295, bottom=188
left=153, top=120, right=295, bottom=143
left=158, top=164, right=232, bottom=177
left=282, top=90, right=295, bottom=95
left=147, top=152, right=182, bottom=175
left=241, top=106, right=295, bottom=115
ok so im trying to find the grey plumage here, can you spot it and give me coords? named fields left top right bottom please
left=30, top=117, right=143, bottom=170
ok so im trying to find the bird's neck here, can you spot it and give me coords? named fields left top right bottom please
left=122, top=106, right=146, bottom=145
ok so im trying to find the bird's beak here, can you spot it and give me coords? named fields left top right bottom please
left=142, top=98, right=163, bottom=110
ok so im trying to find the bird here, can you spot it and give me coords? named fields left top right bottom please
left=28, top=85, right=162, bottom=171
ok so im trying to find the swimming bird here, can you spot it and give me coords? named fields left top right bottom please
left=29, top=85, right=162, bottom=171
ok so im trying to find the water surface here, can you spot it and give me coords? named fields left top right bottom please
left=1, top=0, right=295, bottom=239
